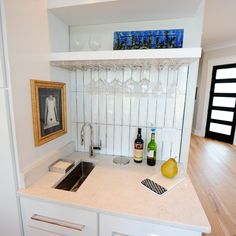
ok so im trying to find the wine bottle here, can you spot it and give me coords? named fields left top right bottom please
left=147, top=128, right=157, bottom=166
left=134, top=128, right=144, bottom=163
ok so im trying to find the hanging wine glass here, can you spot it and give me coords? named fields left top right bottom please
left=138, top=64, right=152, bottom=95
left=153, top=82, right=164, bottom=96
left=139, top=78, right=152, bottom=95
left=124, top=78, right=137, bottom=94
left=94, top=78, right=106, bottom=93
left=86, top=66, right=97, bottom=93
left=152, top=63, right=164, bottom=96
left=123, top=65, right=138, bottom=95
left=110, top=78, right=123, bottom=94
left=87, top=65, right=106, bottom=94
left=96, top=65, right=107, bottom=93
left=106, top=66, right=120, bottom=94
left=167, top=80, right=177, bottom=98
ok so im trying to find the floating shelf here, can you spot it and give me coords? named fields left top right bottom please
left=48, top=0, right=202, bottom=26
left=50, top=48, right=201, bottom=70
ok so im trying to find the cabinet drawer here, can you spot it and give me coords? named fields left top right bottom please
left=24, top=226, right=61, bottom=236
left=100, top=214, right=201, bottom=236
left=20, top=198, right=97, bottom=236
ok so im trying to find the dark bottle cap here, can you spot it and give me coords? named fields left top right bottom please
left=138, top=128, right=142, bottom=134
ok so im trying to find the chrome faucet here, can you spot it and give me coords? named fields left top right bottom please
left=80, top=123, right=94, bottom=157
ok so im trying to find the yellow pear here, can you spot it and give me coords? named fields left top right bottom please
left=161, top=157, right=178, bottom=178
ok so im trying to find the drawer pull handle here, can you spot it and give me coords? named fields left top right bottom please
left=31, top=214, right=85, bottom=231
left=112, top=232, right=131, bottom=236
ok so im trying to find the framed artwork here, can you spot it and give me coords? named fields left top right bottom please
left=30, top=80, right=67, bottom=146
left=113, top=29, right=184, bottom=50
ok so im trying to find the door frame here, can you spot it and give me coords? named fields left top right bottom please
left=198, top=56, right=236, bottom=145
left=205, top=63, right=236, bottom=144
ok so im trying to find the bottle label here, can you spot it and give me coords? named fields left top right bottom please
left=134, top=144, right=143, bottom=161
left=147, top=150, right=154, bottom=159
left=134, top=149, right=143, bottom=161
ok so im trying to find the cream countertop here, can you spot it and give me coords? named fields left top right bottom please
left=18, top=152, right=211, bottom=234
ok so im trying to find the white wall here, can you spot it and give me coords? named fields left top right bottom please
left=70, top=17, right=201, bottom=52
left=192, top=45, right=236, bottom=145
left=4, top=0, right=72, bottom=173
left=48, top=11, right=69, bottom=52
left=0, top=1, right=23, bottom=234
left=71, top=65, right=189, bottom=162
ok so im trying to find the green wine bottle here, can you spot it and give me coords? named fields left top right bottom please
left=147, top=128, right=157, bottom=166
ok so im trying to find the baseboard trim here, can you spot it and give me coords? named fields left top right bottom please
left=192, top=129, right=204, bottom=137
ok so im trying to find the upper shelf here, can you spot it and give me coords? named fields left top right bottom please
left=50, top=48, right=202, bottom=70
left=48, top=0, right=202, bottom=26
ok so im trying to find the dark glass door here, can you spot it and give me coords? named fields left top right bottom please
left=205, top=63, right=236, bottom=144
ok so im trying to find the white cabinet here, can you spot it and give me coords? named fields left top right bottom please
left=20, top=198, right=98, bottom=236
left=20, top=197, right=204, bottom=236
left=99, top=214, right=201, bottom=236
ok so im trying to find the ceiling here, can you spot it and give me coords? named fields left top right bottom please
left=202, top=0, right=236, bottom=49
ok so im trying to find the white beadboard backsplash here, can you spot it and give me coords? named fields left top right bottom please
left=71, top=65, right=189, bottom=161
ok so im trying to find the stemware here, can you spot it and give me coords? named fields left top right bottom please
left=89, top=36, right=101, bottom=51
left=167, top=79, right=177, bottom=97
left=124, top=78, right=138, bottom=94
left=87, top=66, right=106, bottom=93
left=109, top=78, right=123, bottom=94
left=123, top=65, right=138, bottom=95
left=94, top=78, right=106, bottom=93
left=73, top=38, right=84, bottom=51
left=70, top=34, right=84, bottom=51
left=153, top=80, right=164, bottom=96
left=138, top=65, right=152, bottom=95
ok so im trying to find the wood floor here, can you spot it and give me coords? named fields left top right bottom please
left=188, top=135, right=236, bottom=236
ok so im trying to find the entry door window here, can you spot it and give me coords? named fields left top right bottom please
left=205, top=63, right=236, bottom=144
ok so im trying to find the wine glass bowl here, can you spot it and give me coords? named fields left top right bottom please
left=124, top=78, right=138, bottom=94
left=89, top=37, right=101, bottom=51
left=139, top=78, right=152, bottom=94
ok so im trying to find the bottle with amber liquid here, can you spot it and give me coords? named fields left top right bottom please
left=134, top=128, right=144, bottom=163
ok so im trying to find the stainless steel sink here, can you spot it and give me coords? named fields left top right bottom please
left=54, top=161, right=95, bottom=192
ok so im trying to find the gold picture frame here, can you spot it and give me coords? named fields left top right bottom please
left=31, top=80, right=67, bottom=146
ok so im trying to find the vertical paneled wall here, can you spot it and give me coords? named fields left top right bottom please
left=71, top=64, right=189, bottom=161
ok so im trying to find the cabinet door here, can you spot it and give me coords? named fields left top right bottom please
left=100, top=214, right=201, bottom=236
left=25, top=226, right=61, bottom=236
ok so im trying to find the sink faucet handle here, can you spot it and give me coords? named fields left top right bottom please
left=81, top=137, right=84, bottom=145
left=93, top=140, right=102, bottom=150
left=80, top=128, right=85, bottom=145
